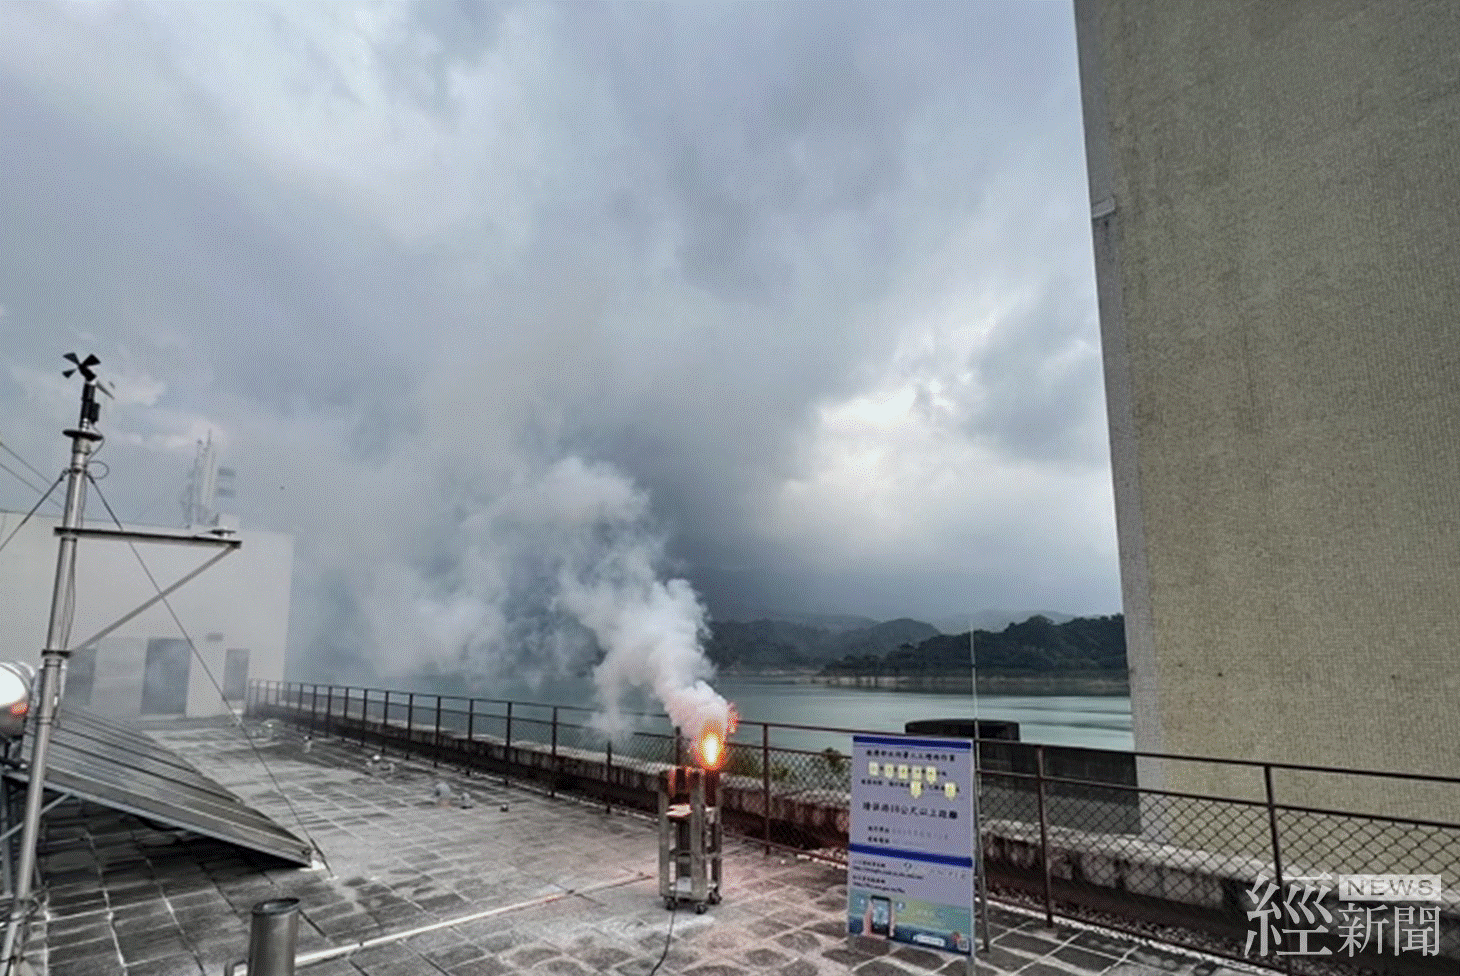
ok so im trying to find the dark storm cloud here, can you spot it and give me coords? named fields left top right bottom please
left=965, top=284, right=1108, bottom=468
left=0, top=1, right=1120, bottom=674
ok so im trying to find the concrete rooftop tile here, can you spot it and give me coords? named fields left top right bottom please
left=19, top=719, right=1282, bottom=976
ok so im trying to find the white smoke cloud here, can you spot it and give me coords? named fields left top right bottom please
left=358, top=454, right=733, bottom=742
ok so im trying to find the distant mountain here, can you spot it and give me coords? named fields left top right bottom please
left=822, top=613, right=1127, bottom=678
left=704, top=616, right=939, bottom=672
left=822, top=618, right=940, bottom=659
left=710, top=609, right=878, bottom=632
left=930, top=610, right=1075, bottom=634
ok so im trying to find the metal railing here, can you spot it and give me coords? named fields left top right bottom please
left=247, top=680, right=1460, bottom=975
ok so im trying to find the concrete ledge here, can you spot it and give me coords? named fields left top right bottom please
left=254, top=704, right=1460, bottom=962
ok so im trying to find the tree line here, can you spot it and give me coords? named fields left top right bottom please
left=819, top=614, right=1127, bottom=677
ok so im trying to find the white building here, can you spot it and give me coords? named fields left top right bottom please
left=0, top=509, right=292, bottom=719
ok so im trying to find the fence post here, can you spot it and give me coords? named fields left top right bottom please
left=382, top=690, right=391, bottom=755
left=325, top=686, right=334, bottom=737
left=762, top=724, right=771, bottom=855
left=1035, top=744, right=1054, bottom=928
left=406, top=692, right=415, bottom=758
left=605, top=738, right=613, bottom=814
left=342, top=687, right=350, bottom=739
left=310, top=684, right=319, bottom=734
left=504, top=702, right=513, bottom=787
left=433, top=696, right=443, bottom=768
left=1255, top=771, right=1290, bottom=976
left=550, top=706, right=559, bottom=798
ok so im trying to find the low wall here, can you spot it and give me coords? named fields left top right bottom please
left=252, top=703, right=1459, bottom=967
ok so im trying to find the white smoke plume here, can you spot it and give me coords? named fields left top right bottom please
left=359, top=454, right=734, bottom=743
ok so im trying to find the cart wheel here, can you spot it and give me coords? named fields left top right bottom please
left=695, top=902, right=707, bottom=915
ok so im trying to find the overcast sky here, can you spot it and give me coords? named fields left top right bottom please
left=0, top=1, right=1119, bottom=673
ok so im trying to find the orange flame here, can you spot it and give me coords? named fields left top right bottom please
left=699, top=728, right=723, bottom=769
left=695, top=706, right=737, bottom=770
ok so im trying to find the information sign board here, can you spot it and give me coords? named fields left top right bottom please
left=846, top=734, right=978, bottom=956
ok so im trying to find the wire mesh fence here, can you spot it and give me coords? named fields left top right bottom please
left=249, top=681, right=1460, bottom=972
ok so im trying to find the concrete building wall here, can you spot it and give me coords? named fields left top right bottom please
left=0, top=510, right=292, bottom=718
left=1075, top=0, right=1460, bottom=828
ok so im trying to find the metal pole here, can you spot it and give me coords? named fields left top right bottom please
left=550, top=707, right=559, bottom=798
left=604, top=739, right=613, bottom=814
left=761, top=724, right=771, bottom=855
left=1035, top=745, right=1054, bottom=928
left=325, top=686, right=333, bottom=738
left=310, top=685, right=318, bottom=734
left=247, top=897, right=300, bottom=976
left=503, top=702, right=512, bottom=787
left=970, top=625, right=992, bottom=955
left=342, top=687, right=351, bottom=739
left=2, top=374, right=101, bottom=975
left=1264, top=763, right=1291, bottom=974
left=466, top=699, right=476, bottom=743
left=433, top=696, right=442, bottom=767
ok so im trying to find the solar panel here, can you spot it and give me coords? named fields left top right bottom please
left=3, top=707, right=312, bottom=866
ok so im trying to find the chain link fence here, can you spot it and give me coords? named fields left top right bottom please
left=250, top=681, right=1460, bottom=973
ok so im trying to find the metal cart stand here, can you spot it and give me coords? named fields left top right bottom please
left=657, top=766, right=722, bottom=913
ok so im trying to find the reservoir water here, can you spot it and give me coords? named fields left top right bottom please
left=412, top=673, right=1134, bottom=755
left=714, top=677, right=1133, bottom=752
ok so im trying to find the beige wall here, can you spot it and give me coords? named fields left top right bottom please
left=1076, top=0, right=1460, bottom=831
left=0, top=511, right=292, bottom=718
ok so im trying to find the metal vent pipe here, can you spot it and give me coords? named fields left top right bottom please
left=246, top=898, right=300, bottom=976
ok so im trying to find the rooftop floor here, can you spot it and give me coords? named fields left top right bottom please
left=34, top=719, right=1265, bottom=976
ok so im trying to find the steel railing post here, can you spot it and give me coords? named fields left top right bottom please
left=504, top=702, right=513, bottom=787
left=342, top=687, right=350, bottom=739
left=407, top=693, right=415, bottom=755
left=433, top=696, right=443, bottom=767
left=762, top=724, right=772, bottom=855
left=383, top=690, right=391, bottom=755
left=1035, top=744, right=1054, bottom=928
left=310, top=684, right=318, bottom=734
left=1263, top=762, right=1290, bottom=973
left=605, top=738, right=613, bottom=814
left=550, top=706, right=559, bottom=797
left=324, top=686, right=333, bottom=738
left=464, top=699, right=476, bottom=777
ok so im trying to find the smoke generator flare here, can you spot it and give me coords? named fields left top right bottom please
left=693, top=711, right=737, bottom=770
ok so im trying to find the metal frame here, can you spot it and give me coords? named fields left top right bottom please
left=658, top=766, right=722, bottom=913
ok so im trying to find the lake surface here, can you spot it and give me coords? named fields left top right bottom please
left=410, top=673, right=1134, bottom=754
left=714, top=677, right=1133, bottom=752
